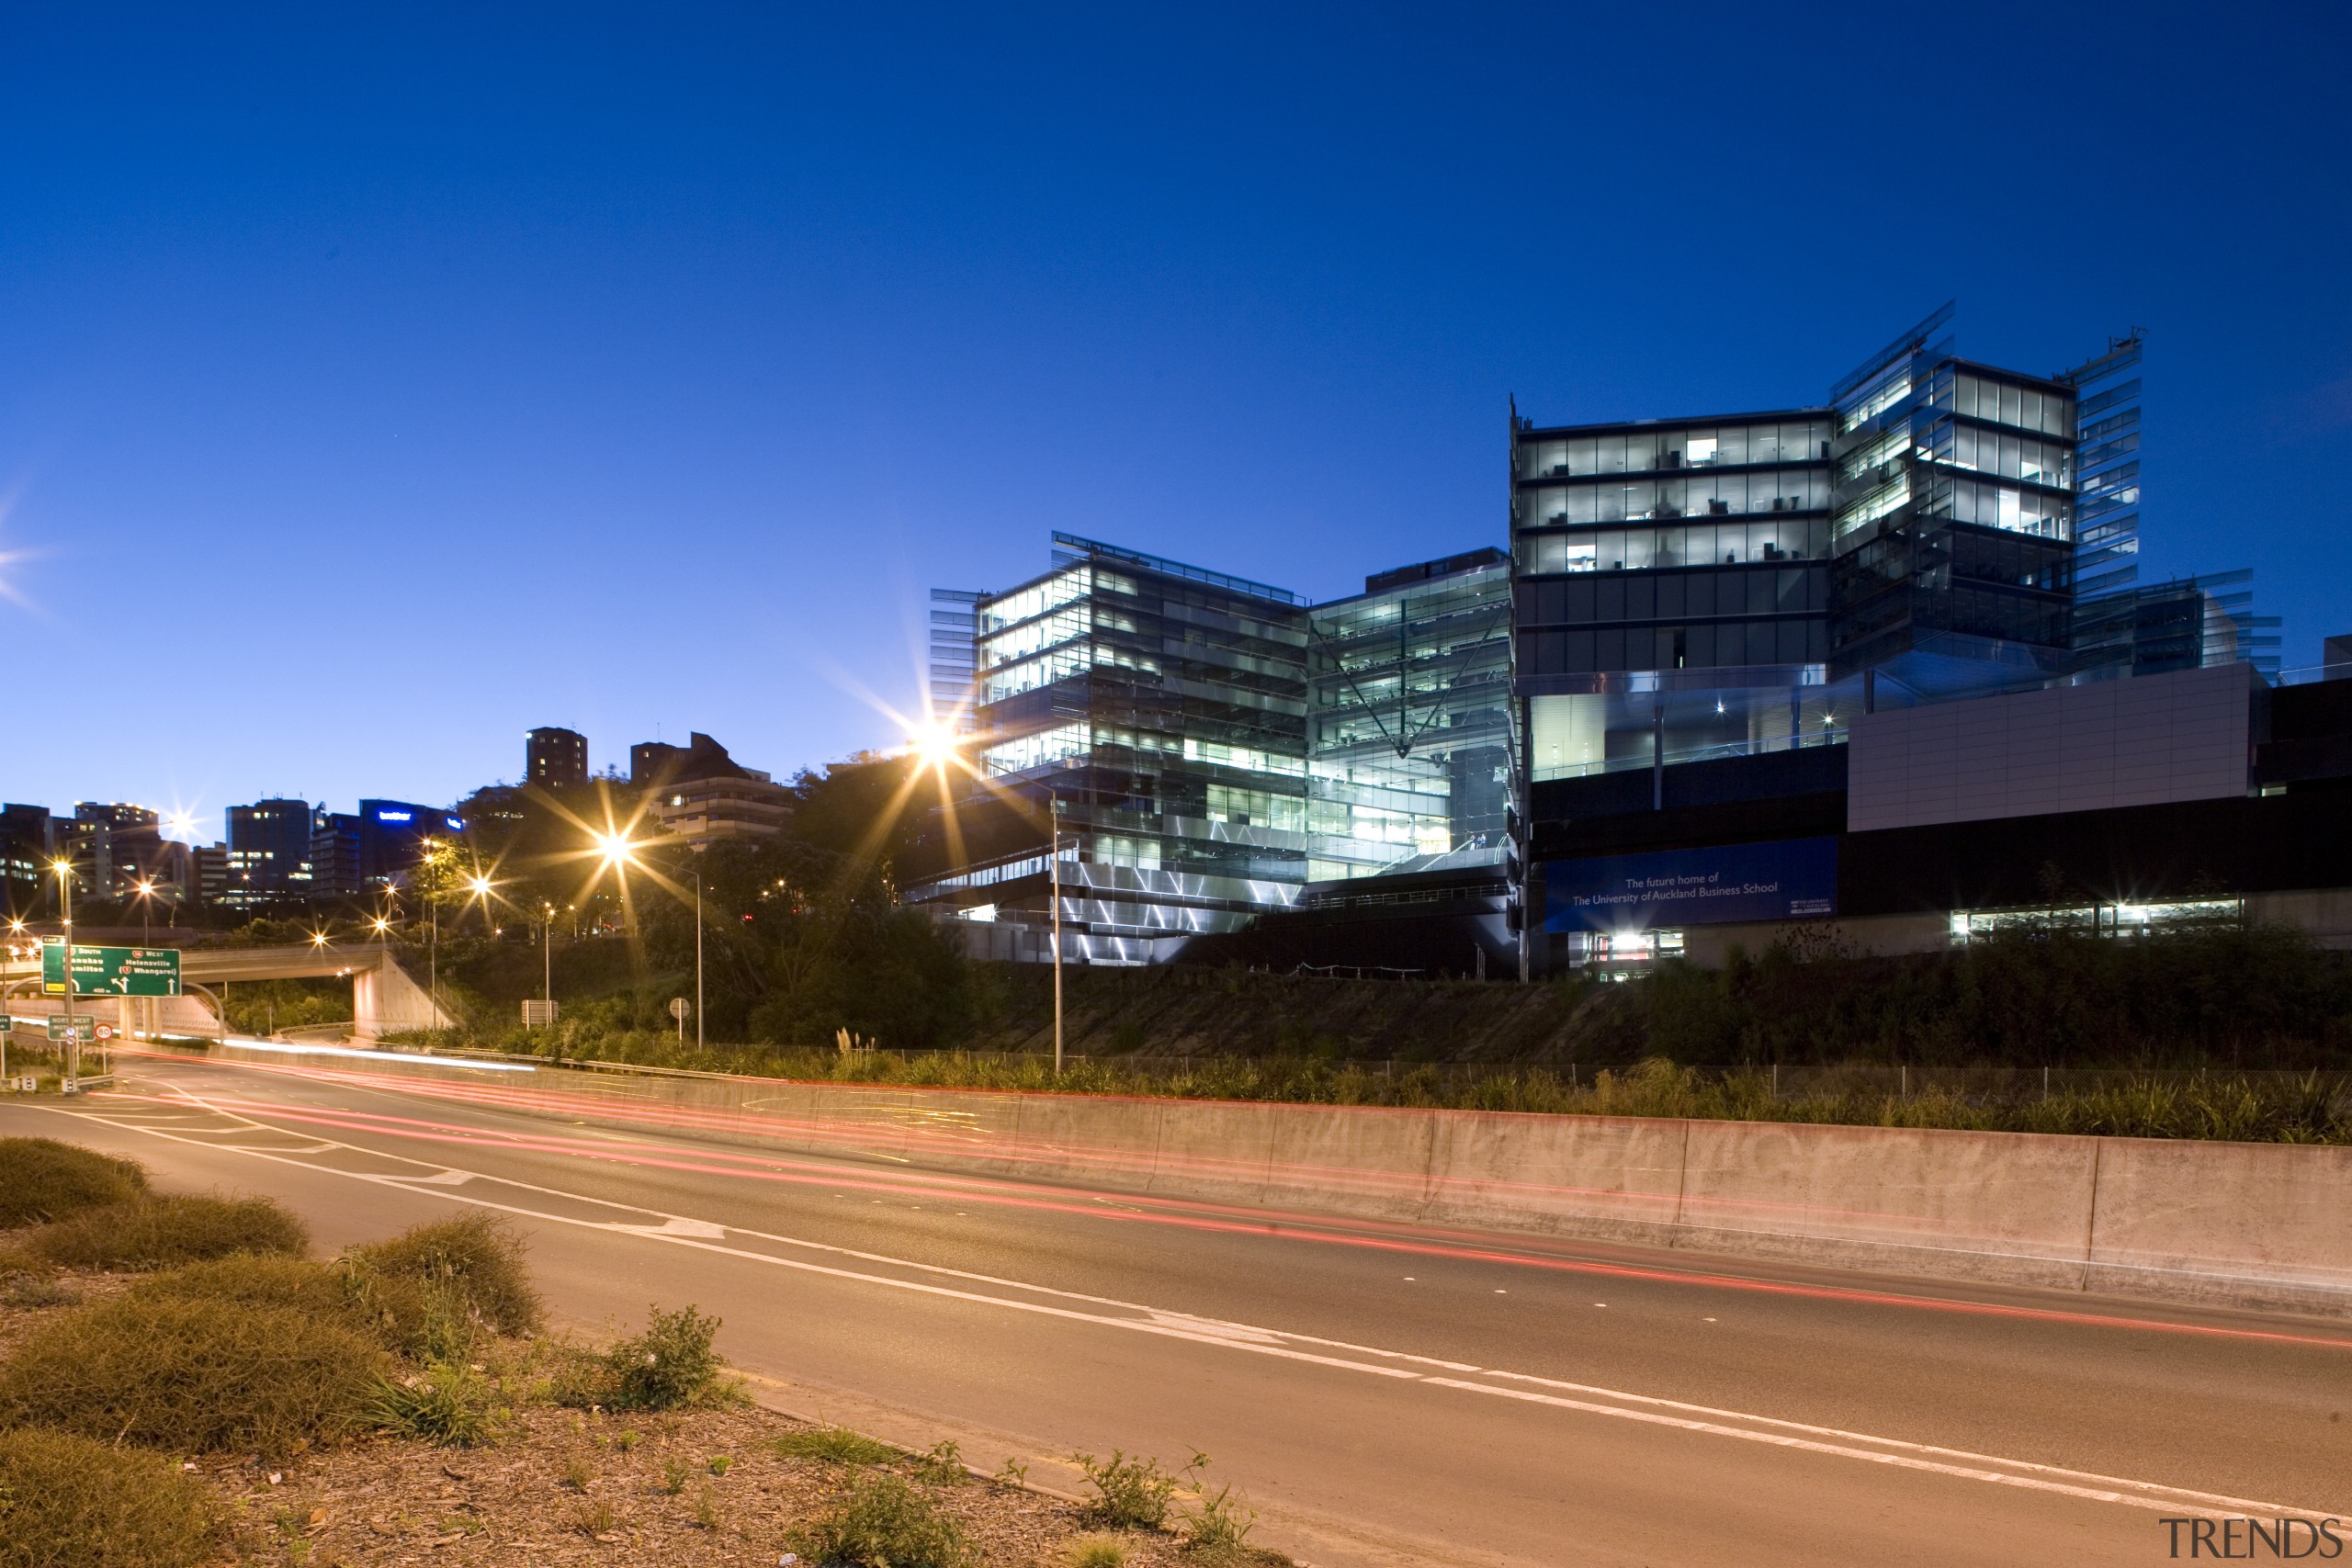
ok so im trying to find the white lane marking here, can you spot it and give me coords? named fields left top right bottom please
left=46, top=1081, right=2346, bottom=1525
left=396, top=1169, right=476, bottom=1186
left=612, top=1216, right=728, bottom=1239
left=1422, top=1378, right=2285, bottom=1519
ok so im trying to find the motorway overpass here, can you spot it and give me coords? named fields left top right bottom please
left=5, top=1045, right=2344, bottom=1567
left=0, top=942, right=456, bottom=1040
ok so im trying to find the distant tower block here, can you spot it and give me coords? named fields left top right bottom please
left=526, top=727, right=589, bottom=789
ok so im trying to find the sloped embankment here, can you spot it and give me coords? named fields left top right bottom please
left=961, top=964, right=1624, bottom=1064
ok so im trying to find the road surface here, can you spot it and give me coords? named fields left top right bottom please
left=4, top=1046, right=2346, bottom=1567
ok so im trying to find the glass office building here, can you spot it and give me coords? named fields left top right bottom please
left=1826, top=304, right=2081, bottom=695
left=1512, top=406, right=1845, bottom=784
left=910, top=533, right=1313, bottom=964
left=1306, top=549, right=1513, bottom=879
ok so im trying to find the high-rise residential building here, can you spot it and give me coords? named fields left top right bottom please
left=224, top=799, right=315, bottom=906
left=0, top=804, right=51, bottom=910
left=311, top=811, right=362, bottom=897
left=526, top=727, right=589, bottom=789
left=1306, top=548, right=1513, bottom=880
left=193, top=844, right=229, bottom=905
left=65, top=804, right=166, bottom=898
left=631, top=733, right=794, bottom=849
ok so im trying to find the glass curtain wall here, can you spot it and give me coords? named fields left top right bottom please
left=920, top=535, right=1312, bottom=964
left=1826, top=303, right=2080, bottom=694
left=1306, top=555, right=1513, bottom=879
left=1511, top=409, right=1837, bottom=782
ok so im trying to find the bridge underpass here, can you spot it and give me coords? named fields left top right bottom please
left=0, top=942, right=456, bottom=1043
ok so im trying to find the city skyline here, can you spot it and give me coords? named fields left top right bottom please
left=4, top=6, right=2347, bottom=827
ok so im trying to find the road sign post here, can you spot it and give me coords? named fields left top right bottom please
left=40, top=940, right=182, bottom=998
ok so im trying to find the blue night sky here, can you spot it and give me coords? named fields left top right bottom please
left=3, top=5, right=2347, bottom=838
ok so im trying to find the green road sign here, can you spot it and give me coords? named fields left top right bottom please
left=47, top=1015, right=97, bottom=1041
left=40, top=940, right=181, bottom=998
left=0, top=1015, right=11, bottom=1033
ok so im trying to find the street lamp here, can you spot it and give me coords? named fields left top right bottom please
left=691, top=866, right=703, bottom=1052
left=51, top=858, right=77, bottom=1080
left=1047, top=796, right=1065, bottom=1074
left=132, top=877, right=157, bottom=946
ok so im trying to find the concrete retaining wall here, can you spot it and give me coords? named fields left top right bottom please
left=191, top=1043, right=2352, bottom=1315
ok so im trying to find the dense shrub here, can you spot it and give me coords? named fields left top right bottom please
left=0, top=1138, right=148, bottom=1227
left=797, top=1472, right=967, bottom=1568
left=130, top=1253, right=356, bottom=1319
left=601, top=1304, right=729, bottom=1411
left=0, top=1295, right=382, bottom=1456
left=0, top=1427, right=217, bottom=1568
left=1073, top=1450, right=1178, bottom=1530
left=342, top=1212, right=542, bottom=1348
left=23, top=1192, right=309, bottom=1271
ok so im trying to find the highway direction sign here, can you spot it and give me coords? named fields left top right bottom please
left=47, top=1015, right=97, bottom=1041
left=40, top=940, right=182, bottom=997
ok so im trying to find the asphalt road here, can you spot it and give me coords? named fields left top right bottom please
left=6, top=1047, right=2348, bottom=1567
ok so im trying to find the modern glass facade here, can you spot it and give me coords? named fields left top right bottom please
left=910, top=533, right=1313, bottom=964
left=1511, top=406, right=1846, bottom=784
left=1306, top=549, right=1513, bottom=880
left=1826, top=304, right=2080, bottom=694
left=927, top=588, right=982, bottom=734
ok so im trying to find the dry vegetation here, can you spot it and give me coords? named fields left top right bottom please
left=0, top=1137, right=1286, bottom=1568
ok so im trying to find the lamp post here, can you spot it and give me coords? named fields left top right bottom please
left=541, top=900, right=555, bottom=1014
left=1047, top=796, right=1064, bottom=1075
left=134, top=878, right=155, bottom=947
left=692, top=867, right=704, bottom=1053
left=51, top=857, right=76, bottom=1081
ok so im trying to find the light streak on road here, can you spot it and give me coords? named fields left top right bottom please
left=96, top=1055, right=2352, bottom=1355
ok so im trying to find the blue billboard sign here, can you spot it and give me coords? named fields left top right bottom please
left=1544, top=838, right=1838, bottom=932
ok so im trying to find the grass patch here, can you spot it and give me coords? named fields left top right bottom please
left=1060, top=1537, right=1128, bottom=1568
left=1073, top=1450, right=1178, bottom=1530
left=364, top=1362, right=511, bottom=1447
left=23, top=1192, right=308, bottom=1271
left=773, top=1425, right=900, bottom=1466
left=797, top=1472, right=967, bottom=1568
left=0, top=1427, right=217, bottom=1568
left=0, top=1136, right=147, bottom=1227
left=0, top=1274, right=80, bottom=1309
left=0, top=1294, right=384, bottom=1457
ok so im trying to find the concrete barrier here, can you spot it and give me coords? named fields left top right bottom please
left=176, top=1043, right=2352, bottom=1315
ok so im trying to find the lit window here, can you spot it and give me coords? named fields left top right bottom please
left=1685, top=437, right=1718, bottom=466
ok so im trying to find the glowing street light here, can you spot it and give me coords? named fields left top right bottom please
left=132, top=877, right=158, bottom=947
left=910, top=719, right=959, bottom=774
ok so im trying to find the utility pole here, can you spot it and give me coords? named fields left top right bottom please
left=1048, top=795, right=1064, bottom=1075
left=694, top=867, right=704, bottom=1052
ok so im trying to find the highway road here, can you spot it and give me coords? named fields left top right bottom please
left=5, top=1046, right=2347, bottom=1567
